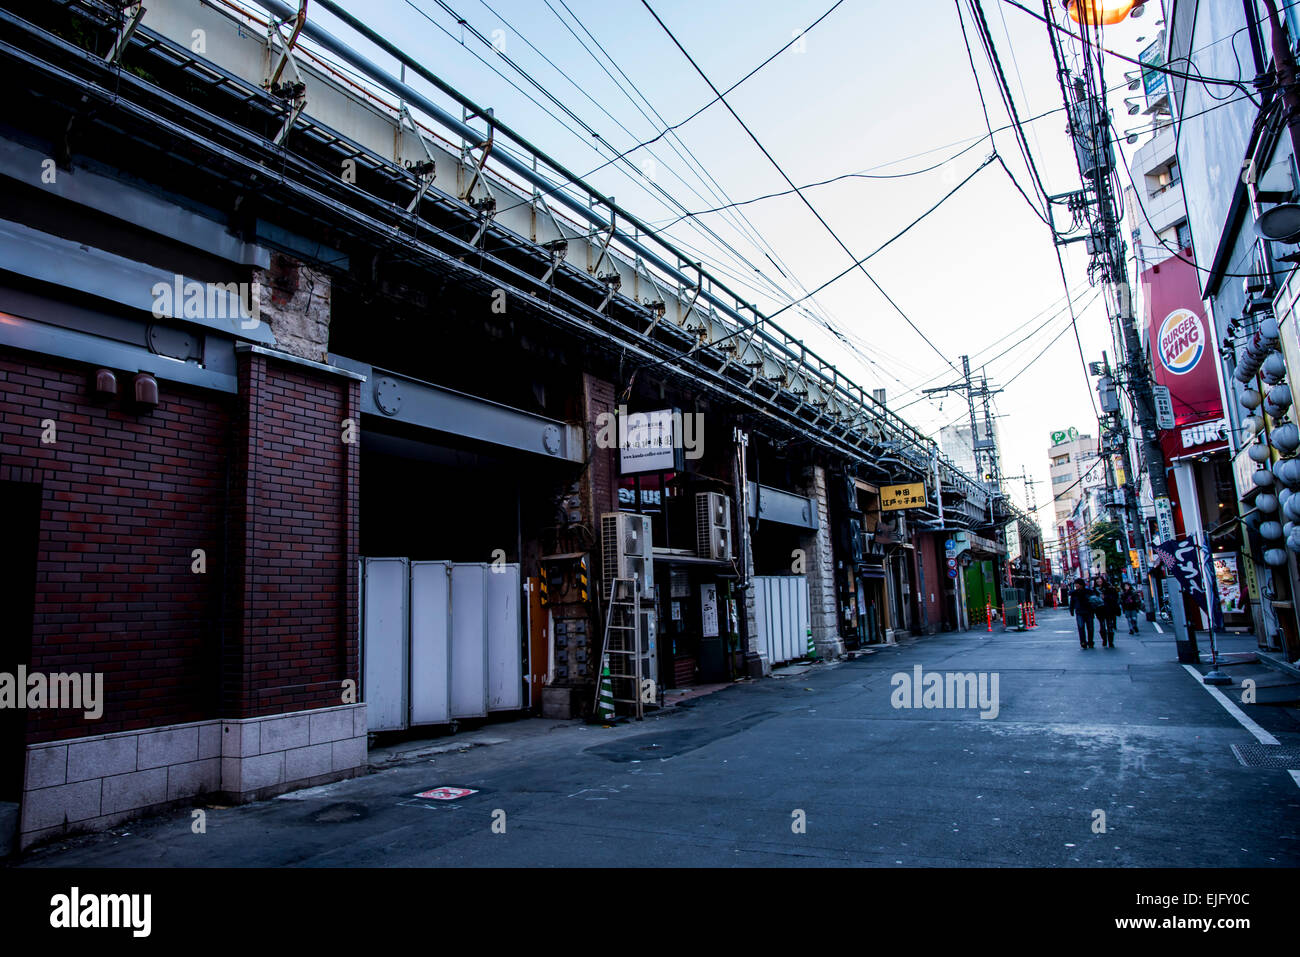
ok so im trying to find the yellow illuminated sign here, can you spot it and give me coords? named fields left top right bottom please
left=880, top=482, right=927, bottom=511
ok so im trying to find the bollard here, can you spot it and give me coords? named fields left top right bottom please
left=986, top=602, right=992, bottom=632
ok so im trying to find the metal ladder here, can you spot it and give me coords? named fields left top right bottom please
left=596, top=577, right=643, bottom=720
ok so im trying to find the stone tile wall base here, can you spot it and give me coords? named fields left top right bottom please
left=18, top=703, right=367, bottom=850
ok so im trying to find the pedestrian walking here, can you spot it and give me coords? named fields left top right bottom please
left=1121, top=583, right=1142, bottom=635
left=1068, top=577, right=1097, bottom=648
left=1097, top=577, right=1121, bottom=648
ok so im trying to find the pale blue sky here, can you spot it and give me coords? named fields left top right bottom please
left=317, top=0, right=1159, bottom=532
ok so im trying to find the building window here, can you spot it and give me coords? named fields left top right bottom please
left=1175, top=221, right=1191, bottom=251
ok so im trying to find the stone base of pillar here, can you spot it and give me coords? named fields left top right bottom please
left=813, top=636, right=845, bottom=659
left=743, top=651, right=769, bottom=679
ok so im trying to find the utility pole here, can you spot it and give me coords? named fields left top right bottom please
left=1092, top=352, right=1150, bottom=602
left=923, top=355, right=1017, bottom=594
left=1051, top=59, right=1168, bottom=615
left=923, top=355, right=1004, bottom=500
left=1262, top=0, right=1300, bottom=160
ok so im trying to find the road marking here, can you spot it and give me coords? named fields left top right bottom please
left=1153, top=622, right=1163, bottom=634
left=1180, top=664, right=1279, bottom=746
left=1182, top=663, right=1300, bottom=790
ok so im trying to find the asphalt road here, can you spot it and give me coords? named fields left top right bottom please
left=17, top=608, right=1300, bottom=867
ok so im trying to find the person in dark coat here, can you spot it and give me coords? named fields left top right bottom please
left=1068, top=577, right=1096, bottom=648
left=1097, top=577, right=1121, bottom=648
left=1120, top=583, right=1142, bottom=635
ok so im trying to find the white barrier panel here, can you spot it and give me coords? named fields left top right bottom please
left=754, top=575, right=810, bottom=665
left=486, top=565, right=523, bottom=711
left=450, top=564, right=489, bottom=719
left=362, top=557, right=409, bottom=732
left=363, top=558, right=523, bottom=728
left=410, top=561, right=451, bottom=726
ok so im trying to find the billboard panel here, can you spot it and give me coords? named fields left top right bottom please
left=1141, top=255, right=1226, bottom=461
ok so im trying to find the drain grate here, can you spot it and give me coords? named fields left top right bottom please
left=1230, top=743, right=1300, bottom=769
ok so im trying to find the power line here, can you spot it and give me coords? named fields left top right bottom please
left=765, top=153, right=1000, bottom=321
left=970, top=0, right=1053, bottom=217
left=955, top=0, right=1100, bottom=414
left=630, top=152, right=999, bottom=373
left=483, top=0, right=849, bottom=222
left=891, top=282, right=1096, bottom=410
left=421, top=0, right=873, bottom=368
left=541, top=0, right=877, bottom=381
left=999, top=0, right=1268, bottom=99
left=639, top=0, right=963, bottom=378
left=983, top=288, right=1104, bottom=383
left=523, top=0, right=942, bottom=407
left=417, top=0, right=815, bottom=312
left=956, top=0, right=1054, bottom=229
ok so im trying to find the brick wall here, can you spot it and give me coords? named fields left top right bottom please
left=916, top=533, right=942, bottom=635
left=581, top=373, right=616, bottom=530
left=0, top=350, right=229, bottom=741
left=225, top=351, right=359, bottom=718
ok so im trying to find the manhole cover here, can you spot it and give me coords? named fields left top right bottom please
left=1230, top=743, right=1300, bottom=768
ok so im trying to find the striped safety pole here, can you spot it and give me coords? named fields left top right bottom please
left=597, top=663, right=615, bottom=721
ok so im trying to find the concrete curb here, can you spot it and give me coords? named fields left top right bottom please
left=1256, top=650, right=1300, bottom=681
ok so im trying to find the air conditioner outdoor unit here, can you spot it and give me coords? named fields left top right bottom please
left=700, top=525, right=732, bottom=562
left=695, top=491, right=732, bottom=561
left=601, top=512, right=655, bottom=598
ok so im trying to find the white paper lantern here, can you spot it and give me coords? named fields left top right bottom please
left=1261, top=316, right=1280, bottom=342
left=1265, top=548, right=1289, bottom=566
left=1241, top=387, right=1263, bottom=410
left=1276, top=458, right=1300, bottom=488
left=1274, top=422, right=1300, bottom=454
left=1285, top=493, right=1300, bottom=522
left=1263, top=352, right=1288, bottom=384
left=1257, top=492, right=1279, bottom=513
left=1249, top=441, right=1272, bottom=463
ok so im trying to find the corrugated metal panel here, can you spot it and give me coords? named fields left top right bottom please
left=754, top=575, right=810, bottom=666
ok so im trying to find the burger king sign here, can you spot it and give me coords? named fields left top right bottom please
left=1157, top=308, right=1205, bottom=375
left=1142, top=257, right=1225, bottom=457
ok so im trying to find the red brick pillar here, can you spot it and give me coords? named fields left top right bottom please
left=225, top=348, right=359, bottom=719
left=582, top=373, right=617, bottom=527
left=212, top=346, right=365, bottom=800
